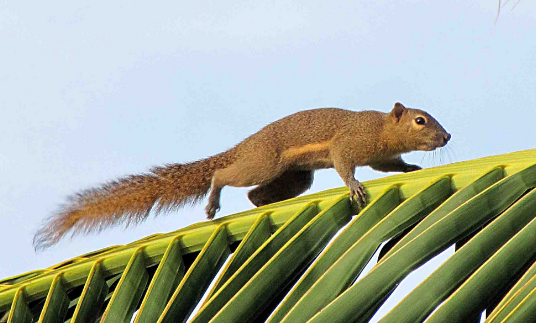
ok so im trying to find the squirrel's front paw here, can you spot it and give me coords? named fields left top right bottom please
left=205, top=202, right=220, bottom=220
left=348, top=181, right=367, bottom=207
left=405, top=164, right=422, bottom=172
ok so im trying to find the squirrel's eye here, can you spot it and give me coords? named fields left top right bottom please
left=415, top=117, right=426, bottom=125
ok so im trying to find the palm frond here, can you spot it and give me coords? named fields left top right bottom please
left=1, top=149, right=536, bottom=323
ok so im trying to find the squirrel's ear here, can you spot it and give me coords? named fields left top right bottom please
left=391, top=102, right=406, bottom=121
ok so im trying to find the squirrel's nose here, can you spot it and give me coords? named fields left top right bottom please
left=444, top=133, right=451, bottom=143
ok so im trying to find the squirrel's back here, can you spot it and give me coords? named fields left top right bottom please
left=237, top=108, right=384, bottom=150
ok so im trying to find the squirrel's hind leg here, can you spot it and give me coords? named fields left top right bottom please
left=248, top=170, right=314, bottom=207
left=206, top=178, right=223, bottom=219
left=205, top=157, right=284, bottom=219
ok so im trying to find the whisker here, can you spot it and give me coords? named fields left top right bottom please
left=447, top=146, right=454, bottom=163
left=447, top=145, right=457, bottom=161
left=443, top=147, right=451, bottom=164
left=512, top=0, right=522, bottom=11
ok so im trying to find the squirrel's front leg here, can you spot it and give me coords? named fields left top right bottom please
left=369, top=156, right=421, bottom=173
left=331, top=147, right=367, bottom=206
left=336, top=167, right=367, bottom=206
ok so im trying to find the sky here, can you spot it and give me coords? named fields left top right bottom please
left=1, top=0, right=535, bottom=321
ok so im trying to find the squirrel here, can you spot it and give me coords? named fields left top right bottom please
left=33, top=102, right=450, bottom=250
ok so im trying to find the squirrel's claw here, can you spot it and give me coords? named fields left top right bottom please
left=349, top=181, right=367, bottom=207
left=404, top=164, right=422, bottom=172
left=205, top=203, right=220, bottom=220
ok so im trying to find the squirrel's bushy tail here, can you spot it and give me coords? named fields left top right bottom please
left=33, top=152, right=233, bottom=251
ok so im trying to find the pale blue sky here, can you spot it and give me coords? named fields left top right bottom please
left=1, top=1, right=535, bottom=320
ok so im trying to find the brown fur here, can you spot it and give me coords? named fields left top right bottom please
left=33, top=151, right=234, bottom=250
left=34, top=102, right=450, bottom=250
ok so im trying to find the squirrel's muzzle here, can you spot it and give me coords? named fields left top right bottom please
left=427, top=132, right=451, bottom=151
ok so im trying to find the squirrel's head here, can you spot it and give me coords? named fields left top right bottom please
left=389, top=102, right=451, bottom=152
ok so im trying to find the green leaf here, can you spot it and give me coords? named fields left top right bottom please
left=101, top=248, right=148, bottom=323
left=426, top=188, right=536, bottom=322
left=268, top=186, right=400, bottom=323
left=280, top=176, right=453, bottom=323
left=157, top=225, right=230, bottom=323
left=206, top=196, right=351, bottom=322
